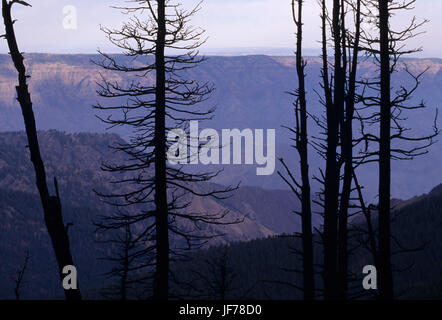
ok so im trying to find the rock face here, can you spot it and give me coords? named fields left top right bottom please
left=1, top=54, right=441, bottom=133
left=0, top=54, right=440, bottom=198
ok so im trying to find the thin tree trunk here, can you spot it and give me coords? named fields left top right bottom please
left=378, top=0, right=394, bottom=300
left=353, top=170, right=378, bottom=267
left=292, top=0, right=315, bottom=300
left=121, top=266, right=127, bottom=300
left=337, top=0, right=350, bottom=299
left=337, top=0, right=362, bottom=300
left=154, top=0, right=169, bottom=300
left=121, top=223, right=131, bottom=300
left=323, top=0, right=343, bottom=300
left=2, top=0, right=81, bottom=300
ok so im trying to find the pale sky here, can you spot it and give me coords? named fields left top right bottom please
left=0, top=0, right=441, bottom=57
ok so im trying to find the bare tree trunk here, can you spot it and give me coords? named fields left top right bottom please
left=378, top=0, right=394, bottom=300
left=154, top=0, right=170, bottom=300
left=14, top=250, right=30, bottom=300
left=94, top=0, right=235, bottom=300
left=353, top=170, right=378, bottom=267
left=2, top=0, right=81, bottom=300
left=292, top=0, right=315, bottom=300
left=323, top=0, right=343, bottom=300
left=120, top=223, right=131, bottom=301
left=337, top=0, right=362, bottom=300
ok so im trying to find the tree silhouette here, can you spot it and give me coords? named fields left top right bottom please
left=279, top=0, right=367, bottom=300
left=178, top=245, right=239, bottom=300
left=376, top=0, right=394, bottom=299
left=313, top=0, right=363, bottom=300
left=93, top=0, right=239, bottom=300
left=319, top=0, right=344, bottom=299
left=97, top=216, right=142, bottom=300
left=13, top=250, right=30, bottom=300
left=1, top=0, right=81, bottom=300
left=355, top=0, right=439, bottom=299
left=278, top=0, right=315, bottom=300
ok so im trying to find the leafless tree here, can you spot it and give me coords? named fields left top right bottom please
left=13, top=250, right=30, bottom=300
left=177, top=246, right=239, bottom=300
left=97, top=215, right=147, bottom=300
left=355, top=0, right=439, bottom=299
left=312, top=0, right=364, bottom=300
left=278, top=0, right=315, bottom=300
left=1, top=0, right=81, bottom=300
left=93, top=0, right=240, bottom=300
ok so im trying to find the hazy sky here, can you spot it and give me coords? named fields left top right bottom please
left=0, top=0, right=441, bottom=56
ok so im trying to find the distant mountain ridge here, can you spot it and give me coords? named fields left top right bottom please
left=0, top=53, right=440, bottom=199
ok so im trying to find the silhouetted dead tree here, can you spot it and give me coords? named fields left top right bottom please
left=335, top=0, right=364, bottom=300
left=355, top=0, right=439, bottom=299
left=313, top=0, right=362, bottom=300
left=308, top=0, right=371, bottom=300
left=1, top=0, right=81, bottom=300
left=277, top=0, right=315, bottom=300
left=318, top=0, right=344, bottom=300
left=93, top=0, right=239, bottom=300
left=196, top=247, right=237, bottom=300
left=353, top=171, right=377, bottom=267
left=13, top=250, right=30, bottom=300
left=97, top=215, right=146, bottom=300
left=177, top=246, right=239, bottom=300
left=377, top=0, right=395, bottom=300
